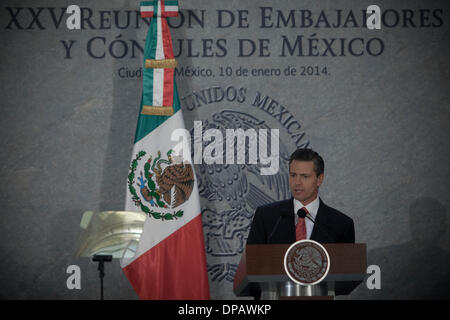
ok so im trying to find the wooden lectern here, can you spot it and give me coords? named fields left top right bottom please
left=233, top=244, right=367, bottom=300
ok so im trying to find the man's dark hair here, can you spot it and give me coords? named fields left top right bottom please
left=289, top=148, right=324, bottom=177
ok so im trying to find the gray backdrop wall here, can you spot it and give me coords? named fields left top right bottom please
left=0, top=0, right=449, bottom=299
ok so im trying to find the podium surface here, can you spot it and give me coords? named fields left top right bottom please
left=234, top=243, right=367, bottom=299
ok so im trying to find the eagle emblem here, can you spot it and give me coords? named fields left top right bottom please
left=127, top=149, right=195, bottom=220
left=284, top=240, right=330, bottom=286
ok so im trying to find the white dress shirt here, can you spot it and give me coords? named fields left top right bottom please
left=293, top=196, right=320, bottom=240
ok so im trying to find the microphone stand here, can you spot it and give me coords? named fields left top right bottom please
left=92, top=254, right=113, bottom=300
left=297, top=208, right=333, bottom=242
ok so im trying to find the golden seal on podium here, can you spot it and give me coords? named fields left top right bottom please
left=284, top=240, right=330, bottom=286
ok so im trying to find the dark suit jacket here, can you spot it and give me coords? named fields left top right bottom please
left=247, top=198, right=355, bottom=244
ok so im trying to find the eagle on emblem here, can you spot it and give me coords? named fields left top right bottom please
left=293, top=247, right=321, bottom=274
left=137, top=151, right=195, bottom=209
left=156, top=159, right=195, bottom=208
left=193, top=111, right=292, bottom=250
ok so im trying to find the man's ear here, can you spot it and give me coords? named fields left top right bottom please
left=317, top=173, right=324, bottom=187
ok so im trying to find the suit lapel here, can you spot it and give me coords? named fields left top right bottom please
left=283, top=198, right=296, bottom=243
left=284, top=198, right=295, bottom=219
left=310, top=198, right=327, bottom=242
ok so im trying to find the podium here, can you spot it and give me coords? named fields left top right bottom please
left=233, top=243, right=367, bottom=300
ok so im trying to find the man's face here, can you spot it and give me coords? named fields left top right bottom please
left=289, top=160, right=324, bottom=205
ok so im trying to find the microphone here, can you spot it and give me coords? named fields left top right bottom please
left=297, top=207, right=334, bottom=242
left=297, top=207, right=315, bottom=223
left=267, top=211, right=288, bottom=242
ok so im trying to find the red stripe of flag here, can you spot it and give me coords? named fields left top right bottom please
left=141, top=11, right=154, bottom=18
left=160, top=1, right=175, bottom=107
left=163, top=68, right=174, bottom=107
left=122, top=215, right=210, bottom=299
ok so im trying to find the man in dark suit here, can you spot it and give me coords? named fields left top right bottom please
left=247, top=148, right=355, bottom=244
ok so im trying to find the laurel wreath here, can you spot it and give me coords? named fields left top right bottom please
left=127, top=151, right=184, bottom=220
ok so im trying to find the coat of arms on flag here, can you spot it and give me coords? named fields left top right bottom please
left=120, top=0, right=210, bottom=300
left=127, top=149, right=194, bottom=220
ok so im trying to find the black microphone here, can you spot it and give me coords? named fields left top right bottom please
left=267, top=211, right=288, bottom=242
left=297, top=207, right=315, bottom=223
left=297, top=207, right=335, bottom=242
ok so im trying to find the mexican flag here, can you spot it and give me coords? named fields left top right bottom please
left=120, top=0, right=210, bottom=300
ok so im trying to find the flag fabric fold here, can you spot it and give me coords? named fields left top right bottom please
left=121, top=0, right=210, bottom=300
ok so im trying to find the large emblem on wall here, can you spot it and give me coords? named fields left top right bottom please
left=186, top=106, right=308, bottom=283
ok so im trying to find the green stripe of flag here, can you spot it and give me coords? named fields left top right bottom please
left=144, top=0, right=158, bottom=60
left=142, top=0, right=159, bottom=109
